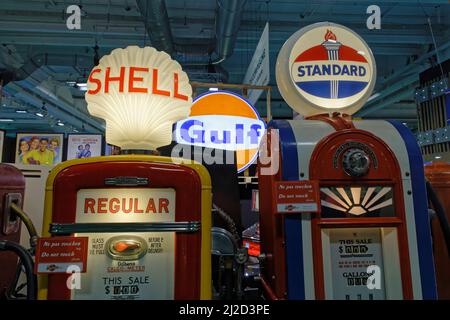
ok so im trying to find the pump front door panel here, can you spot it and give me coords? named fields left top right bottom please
left=72, top=188, right=175, bottom=300
left=47, top=161, right=202, bottom=300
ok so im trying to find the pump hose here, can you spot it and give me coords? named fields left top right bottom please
left=0, top=240, right=36, bottom=300
left=213, top=203, right=240, bottom=248
left=10, top=202, right=39, bottom=250
left=426, top=180, right=450, bottom=257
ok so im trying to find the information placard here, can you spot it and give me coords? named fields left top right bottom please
left=35, top=236, right=88, bottom=274
left=325, top=228, right=386, bottom=300
left=273, top=181, right=320, bottom=213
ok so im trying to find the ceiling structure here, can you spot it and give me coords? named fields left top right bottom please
left=0, top=0, right=449, bottom=134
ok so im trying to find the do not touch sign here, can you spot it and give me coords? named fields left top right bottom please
left=273, top=180, right=320, bottom=214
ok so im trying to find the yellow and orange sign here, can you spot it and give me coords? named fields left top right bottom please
left=175, top=91, right=266, bottom=172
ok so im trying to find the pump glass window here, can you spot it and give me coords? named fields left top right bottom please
left=320, top=186, right=394, bottom=218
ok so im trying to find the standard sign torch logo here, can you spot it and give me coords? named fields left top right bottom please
left=175, top=91, right=266, bottom=173
left=289, top=27, right=374, bottom=109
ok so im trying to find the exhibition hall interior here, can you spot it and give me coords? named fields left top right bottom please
left=1, top=0, right=450, bottom=303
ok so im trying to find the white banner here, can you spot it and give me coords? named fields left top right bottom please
left=243, top=22, right=270, bottom=105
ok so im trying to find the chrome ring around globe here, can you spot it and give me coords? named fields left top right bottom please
left=276, top=22, right=376, bottom=116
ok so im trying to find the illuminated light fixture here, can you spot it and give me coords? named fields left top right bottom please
left=321, top=186, right=393, bottom=216
left=435, top=155, right=442, bottom=159
left=402, top=122, right=407, bottom=126
left=76, top=83, right=88, bottom=91
left=16, top=110, right=28, bottom=114
left=35, top=112, right=45, bottom=118
left=0, top=119, right=14, bottom=122
left=85, top=46, right=192, bottom=151
left=367, top=92, right=380, bottom=102
left=209, top=87, right=219, bottom=91
left=56, top=121, right=65, bottom=126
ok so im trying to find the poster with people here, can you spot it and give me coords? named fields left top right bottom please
left=15, top=133, right=63, bottom=166
left=67, top=134, right=103, bottom=160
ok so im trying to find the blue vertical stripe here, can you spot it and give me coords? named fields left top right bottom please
left=270, top=120, right=304, bottom=299
left=388, top=120, right=437, bottom=299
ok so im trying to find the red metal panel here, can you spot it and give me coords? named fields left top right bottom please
left=309, top=129, right=413, bottom=299
left=0, top=164, right=25, bottom=298
left=425, top=162, right=450, bottom=299
left=257, top=130, right=287, bottom=299
left=47, top=161, right=202, bottom=300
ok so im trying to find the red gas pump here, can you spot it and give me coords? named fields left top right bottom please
left=0, top=164, right=25, bottom=297
left=425, top=162, right=450, bottom=299
left=258, top=22, right=437, bottom=300
left=36, top=46, right=212, bottom=300
left=38, top=155, right=211, bottom=300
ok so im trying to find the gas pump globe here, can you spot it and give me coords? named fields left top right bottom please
left=258, top=22, right=437, bottom=300
left=38, top=46, right=212, bottom=300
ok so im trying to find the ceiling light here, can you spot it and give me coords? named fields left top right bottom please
left=435, top=155, right=442, bottom=159
left=209, top=87, right=219, bottom=91
left=16, top=110, right=28, bottom=114
left=0, top=119, right=14, bottom=122
left=367, top=92, right=380, bottom=102
left=76, top=83, right=88, bottom=91
left=35, top=112, right=44, bottom=117
left=57, top=121, right=65, bottom=127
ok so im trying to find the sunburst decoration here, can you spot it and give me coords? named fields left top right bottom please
left=321, top=186, right=393, bottom=216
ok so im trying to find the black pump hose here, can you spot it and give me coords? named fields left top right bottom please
left=213, top=204, right=240, bottom=248
left=0, top=240, right=36, bottom=300
left=426, top=180, right=450, bottom=257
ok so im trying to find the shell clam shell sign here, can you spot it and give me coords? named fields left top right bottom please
left=276, top=22, right=376, bottom=116
left=86, top=46, right=192, bottom=150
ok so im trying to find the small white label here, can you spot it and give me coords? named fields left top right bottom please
left=276, top=203, right=318, bottom=212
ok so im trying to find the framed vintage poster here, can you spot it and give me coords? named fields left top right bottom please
left=67, top=134, right=103, bottom=160
left=104, top=143, right=121, bottom=156
left=0, top=130, right=4, bottom=162
left=15, top=133, right=64, bottom=166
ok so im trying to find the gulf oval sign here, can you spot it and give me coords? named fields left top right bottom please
left=175, top=91, right=266, bottom=173
left=276, top=22, right=376, bottom=116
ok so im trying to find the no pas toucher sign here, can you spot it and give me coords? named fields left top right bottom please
left=273, top=180, right=320, bottom=214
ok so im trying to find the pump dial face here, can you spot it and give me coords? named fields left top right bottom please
left=342, top=148, right=370, bottom=177
left=106, top=235, right=148, bottom=261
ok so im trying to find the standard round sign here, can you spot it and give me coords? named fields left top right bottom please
left=276, top=22, right=376, bottom=116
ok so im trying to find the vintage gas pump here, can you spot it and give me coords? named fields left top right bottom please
left=37, top=46, right=212, bottom=300
left=425, top=162, right=450, bottom=299
left=258, top=22, right=437, bottom=300
left=0, top=164, right=25, bottom=298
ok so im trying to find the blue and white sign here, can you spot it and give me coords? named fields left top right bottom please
left=276, top=22, right=376, bottom=116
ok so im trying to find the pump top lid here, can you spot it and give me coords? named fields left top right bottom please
left=276, top=22, right=376, bottom=117
left=86, top=46, right=192, bottom=151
